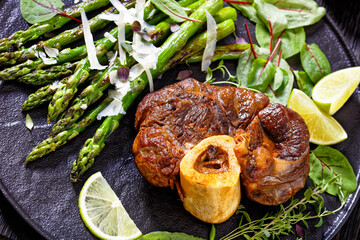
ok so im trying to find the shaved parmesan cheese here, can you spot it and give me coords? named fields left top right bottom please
left=104, top=32, right=117, bottom=43
left=49, top=81, right=65, bottom=90
left=80, top=9, right=106, bottom=70
left=97, top=90, right=127, bottom=120
left=201, top=10, right=217, bottom=72
left=106, top=50, right=118, bottom=66
left=44, top=46, right=59, bottom=58
left=36, top=51, right=57, bottom=65
left=98, top=12, right=119, bottom=23
left=80, top=104, right=88, bottom=110
left=130, top=34, right=161, bottom=92
left=25, top=114, right=34, bottom=130
left=118, top=12, right=127, bottom=65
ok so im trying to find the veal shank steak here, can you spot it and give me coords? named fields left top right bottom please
left=133, top=78, right=310, bottom=205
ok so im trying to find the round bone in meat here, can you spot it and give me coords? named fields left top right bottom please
left=180, top=135, right=241, bottom=223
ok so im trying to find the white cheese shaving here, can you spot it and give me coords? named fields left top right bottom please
left=98, top=12, right=120, bottom=23
left=118, top=11, right=127, bottom=65
left=80, top=9, right=107, bottom=70
left=104, top=32, right=117, bottom=43
left=106, top=50, right=118, bottom=66
left=44, top=46, right=59, bottom=58
left=201, top=10, right=217, bottom=72
left=97, top=90, right=127, bottom=120
left=74, top=0, right=80, bottom=4
left=25, top=114, right=34, bottom=130
left=49, top=81, right=65, bottom=90
left=36, top=51, right=57, bottom=65
left=130, top=34, right=161, bottom=92
left=80, top=104, right=88, bottom=110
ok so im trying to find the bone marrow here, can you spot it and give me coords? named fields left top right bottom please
left=180, top=135, right=241, bottom=223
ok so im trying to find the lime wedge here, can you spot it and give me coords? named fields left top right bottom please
left=79, top=172, right=142, bottom=240
left=312, top=66, right=360, bottom=115
left=287, top=89, right=347, bottom=145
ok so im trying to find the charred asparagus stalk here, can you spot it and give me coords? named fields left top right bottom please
left=25, top=97, right=113, bottom=163
left=70, top=0, right=224, bottom=181
left=26, top=17, right=234, bottom=164
left=0, top=7, right=116, bottom=67
left=50, top=9, right=235, bottom=136
left=0, top=0, right=111, bottom=52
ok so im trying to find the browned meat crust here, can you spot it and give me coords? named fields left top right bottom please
left=133, top=78, right=268, bottom=187
left=133, top=78, right=310, bottom=205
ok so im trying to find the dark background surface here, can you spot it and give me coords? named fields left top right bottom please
left=0, top=0, right=359, bottom=240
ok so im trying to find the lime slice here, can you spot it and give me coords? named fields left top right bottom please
left=79, top=172, right=142, bottom=240
left=312, top=66, right=360, bottom=115
left=287, top=89, right=347, bottom=145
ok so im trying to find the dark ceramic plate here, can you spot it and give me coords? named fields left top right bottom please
left=0, top=1, right=359, bottom=239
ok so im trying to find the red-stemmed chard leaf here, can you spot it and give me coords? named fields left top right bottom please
left=309, top=145, right=357, bottom=201
left=256, top=23, right=306, bottom=59
left=247, top=38, right=281, bottom=92
left=300, top=43, right=331, bottom=84
left=293, top=70, right=313, bottom=97
left=20, top=0, right=81, bottom=24
left=228, top=0, right=262, bottom=24
left=245, top=23, right=257, bottom=59
left=265, top=0, right=326, bottom=29
left=151, top=0, right=202, bottom=23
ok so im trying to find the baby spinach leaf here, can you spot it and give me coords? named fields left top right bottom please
left=138, top=231, right=205, bottom=240
left=236, top=46, right=269, bottom=87
left=230, top=1, right=262, bottom=24
left=309, top=145, right=357, bottom=201
left=237, top=48, right=256, bottom=87
left=151, top=0, right=188, bottom=23
left=264, top=0, right=326, bottom=29
left=256, top=23, right=305, bottom=59
left=265, top=58, right=294, bottom=105
left=20, top=0, right=65, bottom=24
left=247, top=58, right=276, bottom=92
left=254, top=0, right=288, bottom=35
left=300, top=43, right=331, bottom=84
left=271, top=67, right=289, bottom=94
left=293, top=70, right=313, bottom=97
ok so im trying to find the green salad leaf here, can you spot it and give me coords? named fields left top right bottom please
left=300, top=43, right=331, bottom=84
left=229, top=0, right=262, bottom=24
left=254, top=0, right=288, bottom=35
left=151, top=0, right=188, bottom=22
left=264, top=0, right=326, bottom=29
left=20, top=0, right=65, bottom=24
left=247, top=58, right=276, bottom=92
left=309, top=145, right=357, bottom=201
left=256, top=23, right=305, bottom=59
left=293, top=70, right=313, bottom=97
left=265, top=58, right=294, bottom=105
left=138, top=231, right=205, bottom=240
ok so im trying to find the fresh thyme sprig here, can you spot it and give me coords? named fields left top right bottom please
left=220, top=176, right=346, bottom=240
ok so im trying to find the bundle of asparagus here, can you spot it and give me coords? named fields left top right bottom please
left=1, top=0, right=247, bottom=181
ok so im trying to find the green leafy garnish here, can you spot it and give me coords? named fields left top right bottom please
left=205, top=60, right=237, bottom=83
left=293, top=70, right=313, bottom=97
left=20, top=0, right=81, bottom=24
left=138, top=231, right=205, bottom=240
left=300, top=43, right=331, bottom=84
left=151, top=0, right=201, bottom=23
left=309, top=145, right=357, bottom=201
left=220, top=176, right=346, bottom=240
left=247, top=58, right=276, bottom=92
left=256, top=23, right=305, bottom=59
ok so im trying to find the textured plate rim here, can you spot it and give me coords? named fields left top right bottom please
left=0, top=7, right=359, bottom=240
